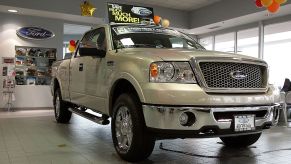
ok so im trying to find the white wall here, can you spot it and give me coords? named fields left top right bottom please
left=0, top=13, right=63, bottom=108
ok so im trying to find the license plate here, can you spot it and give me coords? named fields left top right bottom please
left=234, top=115, right=255, bottom=132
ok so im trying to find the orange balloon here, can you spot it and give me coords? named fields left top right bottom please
left=274, top=0, right=287, bottom=4
left=68, top=45, right=76, bottom=52
left=261, top=0, right=273, bottom=7
left=268, top=1, right=280, bottom=13
left=153, top=15, right=161, bottom=25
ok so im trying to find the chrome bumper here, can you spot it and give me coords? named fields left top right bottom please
left=143, top=104, right=280, bottom=132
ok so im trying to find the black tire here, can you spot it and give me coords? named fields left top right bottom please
left=111, top=93, right=155, bottom=162
left=220, top=133, right=261, bottom=147
left=53, top=88, right=72, bottom=123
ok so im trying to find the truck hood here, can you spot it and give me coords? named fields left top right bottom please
left=121, top=48, right=265, bottom=63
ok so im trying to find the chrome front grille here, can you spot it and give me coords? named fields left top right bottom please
left=198, top=62, right=267, bottom=89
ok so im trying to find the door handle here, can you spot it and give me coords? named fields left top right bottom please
left=79, top=63, right=83, bottom=71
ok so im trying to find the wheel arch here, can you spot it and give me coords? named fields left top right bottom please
left=108, top=77, right=145, bottom=117
left=52, top=77, right=63, bottom=96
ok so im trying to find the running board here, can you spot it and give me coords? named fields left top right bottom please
left=69, top=108, right=110, bottom=125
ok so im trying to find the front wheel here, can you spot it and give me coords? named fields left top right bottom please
left=111, top=93, right=155, bottom=162
left=53, top=88, right=72, bottom=123
left=220, top=133, right=261, bottom=147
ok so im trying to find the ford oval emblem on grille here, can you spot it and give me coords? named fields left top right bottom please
left=230, top=71, right=247, bottom=80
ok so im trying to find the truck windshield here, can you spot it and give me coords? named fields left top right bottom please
left=111, top=26, right=205, bottom=50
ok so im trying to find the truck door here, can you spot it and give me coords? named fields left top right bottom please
left=69, top=28, right=107, bottom=111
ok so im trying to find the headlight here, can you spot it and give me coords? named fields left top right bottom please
left=149, top=62, right=197, bottom=83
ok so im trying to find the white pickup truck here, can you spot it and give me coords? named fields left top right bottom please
left=51, top=24, right=280, bottom=162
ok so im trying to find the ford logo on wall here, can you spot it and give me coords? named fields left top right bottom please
left=16, top=27, right=55, bottom=40
left=230, top=71, right=247, bottom=80
left=131, top=7, right=152, bottom=16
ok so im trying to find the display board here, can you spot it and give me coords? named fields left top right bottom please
left=107, top=3, right=154, bottom=25
left=2, top=57, right=15, bottom=89
left=15, top=46, right=56, bottom=85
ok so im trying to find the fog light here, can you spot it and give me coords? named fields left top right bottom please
left=179, top=112, right=196, bottom=126
left=179, top=112, right=189, bottom=125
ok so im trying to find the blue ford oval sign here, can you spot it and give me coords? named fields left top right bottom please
left=16, top=27, right=55, bottom=40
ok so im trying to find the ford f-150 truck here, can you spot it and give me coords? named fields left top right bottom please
left=51, top=24, right=280, bottom=162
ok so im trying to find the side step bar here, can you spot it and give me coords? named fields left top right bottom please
left=69, top=108, right=110, bottom=125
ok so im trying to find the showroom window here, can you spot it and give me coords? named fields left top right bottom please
left=214, top=32, right=235, bottom=53
left=264, top=21, right=291, bottom=87
left=199, top=36, right=213, bottom=50
left=63, top=43, right=69, bottom=59
left=237, top=28, right=259, bottom=58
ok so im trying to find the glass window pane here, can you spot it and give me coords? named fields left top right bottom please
left=237, top=28, right=259, bottom=58
left=215, top=33, right=234, bottom=53
left=199, top=37, right=213, bottom=50
left=264, top=21, right=291, bottom=87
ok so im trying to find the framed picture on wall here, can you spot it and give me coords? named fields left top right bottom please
left=2, top=57, right=15, bottom=64
left=15, top=46, right=56, bottom=85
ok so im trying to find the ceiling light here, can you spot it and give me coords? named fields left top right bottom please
left=208, top=26, right=221, bottom=30
left=8, top=9, right=18, bottom=13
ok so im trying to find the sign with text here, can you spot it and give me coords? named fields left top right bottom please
left=16, top=27, right=55, bottom=40
left=108, top=3, right=154, bottom=25
left=2, top=57, right=15, bottom=64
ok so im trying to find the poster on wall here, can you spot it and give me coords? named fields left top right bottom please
left=2, top=57, right=15, bottom=64
left=7, top=65, right=15, bottom=77
left=14, top=46, right=56, bottom=85
left=107, top=3, right=154, bottom=25
left=3, top=78, right=15, bottom=89
left=2, top=66, right=7, bottom=76
left=2, top=57, right=15, bottom=76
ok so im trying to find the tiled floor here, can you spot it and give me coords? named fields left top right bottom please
left=0, top=109, right=291, bottom=164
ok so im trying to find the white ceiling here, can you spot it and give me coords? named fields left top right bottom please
left=190, top=3, right=291, bottom=35
left=64, top=24, right=91, bottom=35
left=124, top=0, right=221, bottom=11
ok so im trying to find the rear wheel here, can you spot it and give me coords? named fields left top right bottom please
left=111, top=93, right=155, bottom=162
left=53, top=88, right=72, bottom=123
left=220, top=133, right=261, bottom=147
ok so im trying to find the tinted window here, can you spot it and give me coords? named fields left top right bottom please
left=76, top=28, right=106, bottom=57
left=81, top=28, right=106, bottom=50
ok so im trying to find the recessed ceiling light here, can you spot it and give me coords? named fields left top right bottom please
left=8, top=9, right=18, bottom=13
left=208, top=26, right=221, bottom=30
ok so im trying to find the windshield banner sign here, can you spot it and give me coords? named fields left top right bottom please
left=16, top=27, right=55, bottom=40
left=112, top=26, right=180, bottom=36
left=108, top=3, right=154, bottom=25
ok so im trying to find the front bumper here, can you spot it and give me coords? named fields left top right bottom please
left=143, top=104, right=281, bottom=138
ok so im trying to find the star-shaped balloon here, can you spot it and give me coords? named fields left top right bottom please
left=81, top=1, right=96, bottom=16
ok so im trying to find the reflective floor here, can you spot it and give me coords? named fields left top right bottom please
left=0, top=109, right=291, bottom=164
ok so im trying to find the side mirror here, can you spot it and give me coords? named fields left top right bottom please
left=79, top=47, right=106, bottom=58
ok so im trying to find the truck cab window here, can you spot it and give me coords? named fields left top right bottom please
left=76, top=28, right=106, bottom=57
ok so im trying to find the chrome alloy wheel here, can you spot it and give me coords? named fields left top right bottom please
left=115, top=106, right=133, bottom=152
left=55, top=95, right=60, bottom=118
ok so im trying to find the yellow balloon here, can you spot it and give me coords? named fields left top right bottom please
left=68, top=45, right=75, bottom=52
left=162, top=19, right=170, bottom=28
left=81, top=1, right=96, bottom=16
left=261, top=0, right=273, bottom=7
left=274, top=0, right=287, bottom=4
